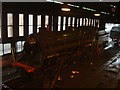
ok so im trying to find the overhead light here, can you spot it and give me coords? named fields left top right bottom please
left=99, top=0, right=103, bottom=2
left=46, top=0, right=53, bottom=2
left=90, top=9, right=96, bottom=12
left=101, top=11, right=107, bottom=14
left=61, top=8, right=70, bottom=11
left=53, top=1, right=64, bottom=4
left=74, top=5, right=79, bottom=8
left=94, top=14, right=100, bottom=16
left=110, top=5, right=116, bottom=8
left=82, top=7, right=96, bottom=12
left=67, top=4, right=74, bottom=7
left=46, top=0, right=64, bottom=4
left=82, top=7, right=87, bottom=9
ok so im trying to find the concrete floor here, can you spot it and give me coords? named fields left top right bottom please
left=1, top=45, right=120, bottom=88
left=42, top=46, right=120, bottom=88
left=57, top=50, right=120, bottom=88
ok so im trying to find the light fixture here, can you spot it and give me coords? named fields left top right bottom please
left=53, top=1, right=64, bottom=4
left=94, top=14, right=100, bottom=16
left=99, top=0, right=103, bottom=2
left=61, top=8, right=70, bottom=11
left=67, top=4, right=74, bottom=7
left=67, top=4, right=79, bottom=8
left=46, top=0, right=53, bottom=2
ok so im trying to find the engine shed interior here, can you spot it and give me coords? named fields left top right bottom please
left=0, top=1, right=120, bottom=89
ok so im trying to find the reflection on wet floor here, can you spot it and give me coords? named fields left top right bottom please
left=72, top=70, right=79, bottom=74
left=104, top=51, right=120, bottom=74
left=2, top=46, right=120, bottom=88
left=51, top=47, right=120, bottom=88
left=98, top=50, right=120, bottom=88
left=70, top=71, right=79, bottom=79
left=112, top=58, right=120, bottom=69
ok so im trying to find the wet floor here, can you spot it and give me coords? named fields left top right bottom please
left=50, top=47, right=120, bottom=88
left=2, top=45, right=120, bottom=89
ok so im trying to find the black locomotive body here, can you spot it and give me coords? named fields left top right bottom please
left=12, top=26, right=99, bottom=80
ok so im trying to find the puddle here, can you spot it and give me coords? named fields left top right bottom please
left=112, top=58, right=120, bottom=68
left=109, top=64, right=114, bottom=67
left=70, top=75, right=75, bottom=79
left=104, top=52, right=120, bottom=73
left=104, top=58, right=120, bottom=74
left=58, top=76, right=62, bottom=81
left=70, top=70, right=80, bottom=79
left=104, top=67, right=119, bottom=74
left=72, top=71, right=79, bottom=74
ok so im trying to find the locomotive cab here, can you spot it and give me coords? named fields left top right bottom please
left=24, top=35, right=41, bottom=54
left=12, top=35, right=44, bottom=80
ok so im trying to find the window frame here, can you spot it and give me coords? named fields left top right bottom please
left=19, top=14, right=24, bottom=36
left=28, top=14, right=33, bottom=35
left=7, top=13, right=13, bottom=38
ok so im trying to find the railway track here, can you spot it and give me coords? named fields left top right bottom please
left=2, top=63, right=62, bottom=89
left=2, top=46, right=119, bottom=89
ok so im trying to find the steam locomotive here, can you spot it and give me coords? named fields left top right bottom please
left=12, top=26, right=99, bottom=80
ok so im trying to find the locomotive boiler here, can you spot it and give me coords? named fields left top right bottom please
left=12, top=26, right=99, bottom=80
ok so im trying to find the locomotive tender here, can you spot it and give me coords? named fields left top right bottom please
left=12, top=26, right=99, bottom=79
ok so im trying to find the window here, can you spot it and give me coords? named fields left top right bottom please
left=94, top=19, right=96, bottom=26
left=19, top=14, right=24, bottom=36
left=45, top=15, right=49, bottom=28
left=0, top=26, right=1, bottom=38
left=7, top=13, right=13, bottom=38
left=63, top=16, right=66, bottom=30
left=51, top=16, right=54, bottom=31
left=0, top=44, right=3, bottom=56
left=97, top=19, right=100, bottom=28
left=95, top=19, right=97, bottom=27
left=89, top=19, right=91, bottom=26
left=22, top=41, right=25, bottom=50
left=77, top=18, right=79, bottom=27
left=16, top=41, right=25, bottom=52
left=80, top=18, right=82, bottom=26
left=83, top=18, right=86, bottom=26
left=16, top=41, right=21, bottom=52
left=37, top=15, right=41, bottom=33
left=91, top=19, right=94, bottom=26
left=86, top=18, right=88, bottom=26
left=28, top=14, right=33, bottom=35
left=68, top=17, right=71, bottom=27
left=58, top=16, right=61, bottom=31
left=0, top=10, right=1, bottom=38
left=72, top=17, right=75, bottom=27
left=4, top=43, right=11, bottom=54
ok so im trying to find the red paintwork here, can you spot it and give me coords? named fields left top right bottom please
left=11, top=61, right=35, bottom=72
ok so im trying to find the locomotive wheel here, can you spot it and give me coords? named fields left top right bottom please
left=20, top=69, right=33, bottom=81
left=32, top=66, right=44, bottom=80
